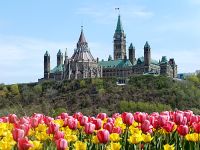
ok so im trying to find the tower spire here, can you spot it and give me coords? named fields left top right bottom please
left=78, top=26, right=87, bottom=44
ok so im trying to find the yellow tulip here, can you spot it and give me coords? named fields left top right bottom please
left=164, top=144, right=175, bottom=150
left=74, top=141, right=87, bottom=150
left=110, top=133, right=121, bottom=142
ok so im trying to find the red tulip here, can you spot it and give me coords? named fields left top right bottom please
left=92, top=119, right=102, bottom=130
left=174, top=111, right=187, bottom=125
left=192, top=122, right=200, bottom=133
left=184, top=110, right=193, bottom=122
left=30, top=117, right=39, bottom=128
left=112, top=126, right=122, bottom=134
left=189, top=115, right=199, bottom=126
left=162, top=121, right=175, bottom=132
left=107, top=118, right=115, bottom=124
left=122, top=112, right=134, bottom=126
left=15, top=123, right=30, bottom=136
left=8, top=114, right=18, bottom=123
left=84, top=122, right=95, bottom=134
left=141, top=120, right=153, bottom=134
left=149, top=116, right=159, bottom=129
left=54, top=131, right=65, bottom=141
left=73, top=112, right=83, bottom=119
left=134, top=112, right=147, bottom=123
left=97, top=113, right=107, bottom=120
left=112, top=113, right=121, bottom=119
left=47, top=122, right=59, bottom=134
left=79, top=116, right=88, bottom=126
left=158, top=115, right=169, bottom=127
left=68, top=118, right=78, bottom=130
left=12, top=128, right=25, bottom=142
left=103, top=122, right=114, bottom=133
left=56, top=138, right=68, bottom=150
left=60, top=113, right=69, bottom=119
left=17, top=137, right=33, bottom=150
left=97, top=129, right=110, bottom=143
left=177, top=125, right=189, bottom=136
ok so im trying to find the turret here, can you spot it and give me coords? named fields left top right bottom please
left=128, top=43, right=136, bottom=65
left=144, top=41, right=151, bottom=66
left=57, top=49, right=63, bottom=66
left=44, top=51, right=50, bottom=79
left=108, top=55, right=112, bottom=61
left=64, top=48, right=68, bottom=65
left=113, top=15, right=126, bottom=60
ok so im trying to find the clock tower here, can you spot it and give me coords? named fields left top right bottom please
left=113, top=15, right=126, bottom=60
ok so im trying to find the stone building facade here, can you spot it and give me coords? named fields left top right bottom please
left=40, top=15, right=177, bottom=81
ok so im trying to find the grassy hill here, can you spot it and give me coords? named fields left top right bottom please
left=1, top=75, right=200, bottom=116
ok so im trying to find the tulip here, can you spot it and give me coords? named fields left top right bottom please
left=92, top=118, right=102, bottom=130
left=84, top=122, right=95, bottom=134
left=8, top=114, right=18, bottom=123
left=68, top=118, right=78, bottom=130
left=158, top=115, right=169, bottom=127
left=30, top=117, right=39, bottom=128
left=133, top=112, right=147, bottom=123
left=79, top=116, right=88, bottom=126
left=47, top=122, right=59, bottom=134
left=56, top=138, right=68, bottom=150
left=141, top=120, right=153, bottom=134
left=17, top=137, right=33, bottom=150
left=60, top=113, right=69, bottom=119
left=15, top=123, right=30, bottom=136
left=97, top=113, right=107, bottom=120
left=112, top=126, right=122, bottom=134
left=189, top=115, right=199, bottom=126
left=192, top=122, right=200, bottom=133
left=12, top=128, right=25, bottom=142
left=73, top=112, right=83, bottom=119
left=177, top=125, right=189, bottom=136
left=54, top=131, right=65, bottom=141
left=162, top=121, right=175, bottom=133
left=174, top=111, right=187, bottom=125
left=97, top=129, right=110, bottom=143
left=122, top=112, right=134, bottom=126
left=103, top=122, right=114, bottom=133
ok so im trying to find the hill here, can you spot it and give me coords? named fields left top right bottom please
left=0, top=75, right=200, bottom=116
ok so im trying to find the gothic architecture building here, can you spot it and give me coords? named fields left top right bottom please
left=40, top=15, right=177, bottom=81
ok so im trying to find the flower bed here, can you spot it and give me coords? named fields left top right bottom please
left=1, top=110, right=200, bottom=150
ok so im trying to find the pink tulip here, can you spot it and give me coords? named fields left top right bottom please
left=79, top=116, right=88, bottom=126
left=174, top=111, right=187, bottom=125
left=92, top=119, right=102, bottom=130
left=158, top=115, right=169, bottom=127
left=12, top=128, right=25, bottom=142
left=56, top=138, right=68, bottom=150
left=8, top=114, right=18, bottom=123
left=68, top=118, right=78, bottom=130
left=54, top=131, right=65, bottom=141
left=97, top=113, right=108, bottom=120
left=47, top=122, right=59, bottom=134
left=17, top=137, right=33, bottom=150
left=141, top=120, right=153, bottom=134
left=177, top=125, right=189, bottom=136
left=84, top=122, right=95, bottom=134
left=103, top=122, right=114, bottom=133
left=189, top=115, right=199, bottom=126
left=134, top=112, right=147, bottom=123
left=192, top=122, right=200, bottom=133
left=122, top=112, right=134, bottom=126
left=60, top=113, right=69, bottom=119
left=162, top=121, right=175, bottom=132
left=112, top=126, right=122, bottom=134
left=30, top=117, right=39, bottom=128
left=97, top=129, right=110, bottom=143
left=73, top=112, right=83, bottom=119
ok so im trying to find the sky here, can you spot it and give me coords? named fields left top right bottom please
left=0, top=0, right=200, bottom=84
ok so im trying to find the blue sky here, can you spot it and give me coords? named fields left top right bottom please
left=0, top=0, right=200, bottom=84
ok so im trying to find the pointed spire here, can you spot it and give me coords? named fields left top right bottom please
left=78, top=26, right=87, bottom=44
left=129, top=43, right=134, bottom=49
left=65, top=48, right=67, bottom=57
left=144, top=41, right=150, bottom=48
left=115, top=15, right=123, bottom=32
left=44, top=51, right=50, bottom=56
left=57, top=49, right=62, bottom=55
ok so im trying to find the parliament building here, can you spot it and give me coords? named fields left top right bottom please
left=40, top=15, right=177, bottom=81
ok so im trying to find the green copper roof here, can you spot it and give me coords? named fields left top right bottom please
left=44, top=51, right=50, bottom=56
left=136, top=57, right=159, bottom=65
left=161, top=56, right=168, bottom=64
left=144, top=41, right=150, bottom=49
left=115, top=15, right=123, bottom=33
left=98, top=59, right=132, bottom=68
left=50, top=64, right=64, bottom=73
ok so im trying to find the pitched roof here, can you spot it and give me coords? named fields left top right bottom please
left=115, top=15, right=123, bottom=33
left=136, top=57, right=159, bottom=65
left=78, top=29, right=87, bottom=44
left=144, top=41, right=150, bottom=49
left=50, top=64, right=64, bottom=73
left=98, top=59, right=132, bottom=69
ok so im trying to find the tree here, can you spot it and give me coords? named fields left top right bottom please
left=10, top=84, right=20, bottom=95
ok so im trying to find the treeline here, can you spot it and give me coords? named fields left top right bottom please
left=0, top=75, right=200, bottom=116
